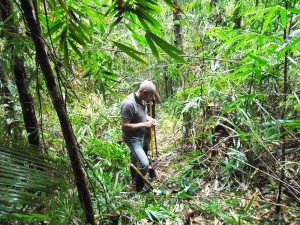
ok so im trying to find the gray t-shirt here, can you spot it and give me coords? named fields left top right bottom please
left=121, top=92, right=147, bottom=142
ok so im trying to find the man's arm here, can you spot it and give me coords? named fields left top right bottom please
left=122, top=119, right=155, bottom=131
left=153, top=91, right=161, bottom=104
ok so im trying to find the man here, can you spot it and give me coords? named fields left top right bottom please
left=120, top=80, right=160, bottom=192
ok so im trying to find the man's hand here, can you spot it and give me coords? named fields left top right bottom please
left=145, top=118, right=159, bottom=128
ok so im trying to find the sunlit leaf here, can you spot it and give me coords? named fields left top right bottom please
left=147, top=31, right=185, bottom=63
left=69, top=6, right=88, bottom=19
left=57, top=0, right=73, bottom=18
left=279, top=8, right=287, bottom=28
left=276, top=29, right=300, bottom=53
left=247, top=53, right=267, bottom=65
left=109, top=17, right=122, bottom=31
left=139, top=8, right=161, bottom=29
left=145, top=32, right=159, bottom=58
left=49, top=20, right=64, bottom=36
left=289, top=7, right=300, bottom=15
left=113, top=41, right=146, bottom=64
left=282, top=120, right=300, bottom=128
left=261, top=11, right=274, bottom=34
left=162, top=0, right=176, bottom=9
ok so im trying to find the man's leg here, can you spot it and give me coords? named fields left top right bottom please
left=129, top=151, right=136, bottom=180
left=126, top=140, right=149, bottom=192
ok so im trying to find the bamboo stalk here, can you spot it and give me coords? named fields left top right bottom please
left=276, top=0, right=289, bottom=213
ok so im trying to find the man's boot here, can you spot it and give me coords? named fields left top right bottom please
left=148, top=167, right=157, bottom=179
left=130, top=166, right=136, bottom=181
left=135, top=173, right=144, bottom=192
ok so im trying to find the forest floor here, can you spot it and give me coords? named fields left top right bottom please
left=149, top=147, right=299, bottom=224
left=135, top=117, right=300, bottom=225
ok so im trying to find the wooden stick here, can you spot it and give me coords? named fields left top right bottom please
left=130, top=163, right=154, bottom=189
left=153, top=126, right=158, bottom=156
left=149, top=101, right=154, bottom=158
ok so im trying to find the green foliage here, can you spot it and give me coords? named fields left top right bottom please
left=0, top=142, right=61, bottom=223
left=145, top=204, right=179, bottom=222
left=42, top=190, right=85, bottom=225
left=192, top=197, right=273, bottom=224
left=40, top=0, right=185, bottom=96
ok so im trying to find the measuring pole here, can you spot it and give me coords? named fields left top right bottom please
left=149, top=101, right=154, bottom=158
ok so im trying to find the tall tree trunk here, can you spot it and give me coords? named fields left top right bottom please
left=20, top=1, right=95, bottom=224
left=173, top=4, right=184, bottom=88
left=14, top=56, right=40, bottom=146
left=276, top=0, right=289, bottom=213
left=172, top=2, right=191, bottom=142
left=173, top=8, right=183, bottom=51
left=0, top=0, right=40, bottom=147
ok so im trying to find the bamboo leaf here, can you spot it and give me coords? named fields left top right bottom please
left=261, top=11, right=274, bottom=34
left=58, top=26, right=68, bottom=51
left=130, top=35, right=139, bottom=50
left=109, top=16, right=123, bottom=31
left=69, top=21, right=90, bottom=44
left=245, top=6, right=279, bottom=23
left=0, top=143, right=61, bottom=216
left=83, top=68, right=93, bottom=78
left=138, top=8, right=161, bottom=29
left=63, top=38, right=70, bottom=68
left=139, top=0, right=162, bottom=14
left=69, top=6, right=88, bottom=19
left=68, top=40, right=83, bottom=59
left=69, top=28, right=86, bottom=46
left=113, top=41, right=146, bottom=64
left=289, top=7, right=300, bottom=15
left=57, top=0, right=73, bottom=18
left=247, top=53, right=267, bottom=65
left=145, top=32, right=159, bottom=58
left=137, top=16, right=150, bottom=31
left=148, top=31, right=183, bottom=54
left=162, top=0, right=176, bottom=10
left=147, top=31, right=185, bottom=63
left=279, top=8, right=287, bottom=28
left=276, top=29, right=300, bottom=53
left=49, top=20, right=64, bottom=36
left=104, top=0, right=118, bottom=17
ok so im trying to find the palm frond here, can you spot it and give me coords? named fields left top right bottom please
left=0, top=142, right=61, bottom=218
